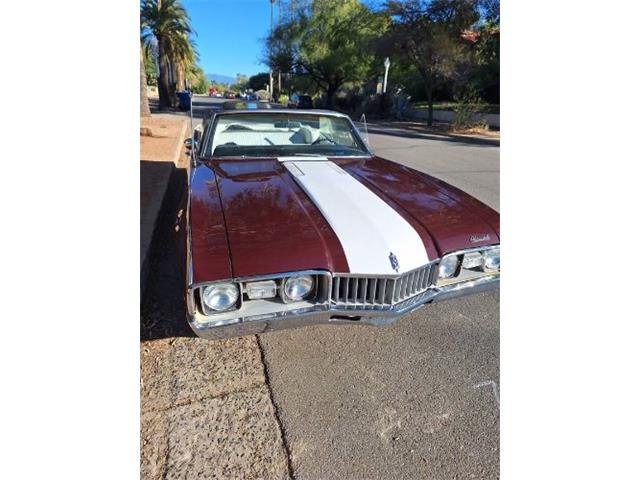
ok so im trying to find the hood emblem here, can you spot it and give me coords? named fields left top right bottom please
left=470, top=233, right=490, bottom=243
left=389, top=252, right=400, bottom=272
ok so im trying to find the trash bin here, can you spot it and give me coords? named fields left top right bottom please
left=177, top=91, right=191, bottom=111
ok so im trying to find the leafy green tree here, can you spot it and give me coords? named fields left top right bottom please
left=234, top=73, right=249, bottom=90
left=143, top=48, right=157, bottom=86
left=141, top=0, right=195, bottom=108
left=188, top=65, right=209, bottom=94
left=382, top=0, right=480, bottom=125
left=231, top=76, right=249, bottom=93
left=480, top=0, right=499, bottom=24
left=470, top=1, right=499, bottom=103
left=248, top=72, right=271, bottom=92
left=213, top=81, right=227, bottom=92
left=267, top=0, right=387, bottom=109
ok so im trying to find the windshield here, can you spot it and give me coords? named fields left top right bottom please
left=205, top=113, right=369, bottom=158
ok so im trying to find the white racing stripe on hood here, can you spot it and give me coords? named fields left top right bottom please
left=282, top=160, right=429, bottom=275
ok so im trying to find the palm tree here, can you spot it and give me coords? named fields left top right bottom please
left=141, top=0, right=194, bottom=109
left=165, top=30, right=198, bottom=93
left=140, top=44, right=151, bottom=117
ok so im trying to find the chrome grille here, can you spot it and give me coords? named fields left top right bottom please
left=331, top=263, right=434, bottom=309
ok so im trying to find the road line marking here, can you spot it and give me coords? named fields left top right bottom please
left=474, top=380, right=500, bottom=407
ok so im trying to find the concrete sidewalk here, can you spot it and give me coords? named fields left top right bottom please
left=140, top=337, right=290, bottom=480
left=140, top=114, right=189, bottom=297
left=141, top=114, right=189, bottom=162
left=140, top=179, right=291, bottom=479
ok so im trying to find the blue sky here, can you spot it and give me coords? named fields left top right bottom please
left=183, top=0, right=273, bottom=78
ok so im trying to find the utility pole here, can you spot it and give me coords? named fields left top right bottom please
left=269, top=0, right=275, bottom=101
left=277, top=0, right=282, bottom=97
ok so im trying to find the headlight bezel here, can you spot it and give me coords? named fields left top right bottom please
left=438, top=255, right=462, bottom=279
left=281, top=275, right=316, bottom=303
left=193, top=271, right=330, bottom=318
left=483, top=247, right=500, bottom=272
left=437, top=245, right=500, bottom=287
left=200, top=282, right=241, bottom=315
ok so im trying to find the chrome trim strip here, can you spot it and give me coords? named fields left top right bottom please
left=436, top=244, right=500, bottom=288
left=188, top=270, right=331, bottom=323
left=440, top=244, right=499, bottom=259
left=331, top=262, right=436, bottom=309
left=211, top=108, right=356, bottom=119
left=199, top=282, right=244, bottom=316
left=186, top=225, right=498, bottom=337
left=188, top=275, right=499, bottom=340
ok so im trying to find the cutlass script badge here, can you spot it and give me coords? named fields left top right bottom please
left=470, top=234, right=490, bottom=243
left=389, top=252, right=400, bottom=272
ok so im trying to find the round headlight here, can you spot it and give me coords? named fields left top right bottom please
left=201, top=283, right=239, bottom=312
left=283, top=275, right=314, bottom=302
left=483, top=248, right=500, bottom=271
left=438, top=255, right=460, bottom=279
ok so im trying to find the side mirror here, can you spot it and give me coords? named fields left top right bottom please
left=193, top=124, right=204, bottom=143
left=184, top=138, right=196, bottom=149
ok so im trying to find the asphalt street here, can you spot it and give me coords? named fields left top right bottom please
left=143, top=96, right=500, bottom=479
left=366, top=127, right=499, bottom=211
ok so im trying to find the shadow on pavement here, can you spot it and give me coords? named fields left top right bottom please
left=140, top=160, right=175, bottom=294
left=140, top=164, right=195, bottom=341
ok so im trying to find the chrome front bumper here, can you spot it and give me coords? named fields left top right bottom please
left=187, top=274, right=499, bottom=340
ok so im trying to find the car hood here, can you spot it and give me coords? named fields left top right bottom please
left=203, top=159, right=349, bottom=280
left=192, top=156, right=499, bottom=282
left=343, top=156, right=499, bottom=255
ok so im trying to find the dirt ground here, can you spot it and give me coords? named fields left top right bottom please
left=140, top=115, right=189, bottom=163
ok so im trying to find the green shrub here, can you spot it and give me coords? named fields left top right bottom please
left=255, top=89, right=270, bottom=101
left=452, top=87, right=487, bottom=129
left=191, top=76, right=209, bottom=94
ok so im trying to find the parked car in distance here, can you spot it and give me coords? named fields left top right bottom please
left=287, top=94, right=299, bottom=108
left=288, top=94, right=313, bottom=109
left=297, top=95, right=313, bottom=109
left=224, top=91, right=236, bottom=99
left=222, top=100, right=272, bottom=110
left=180, top=109, right=500, bottom=339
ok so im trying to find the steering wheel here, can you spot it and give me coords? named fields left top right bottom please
left=311, top=133, right=337, bottom=145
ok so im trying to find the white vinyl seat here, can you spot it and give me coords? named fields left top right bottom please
left=214, top=127, right=320, bottom=147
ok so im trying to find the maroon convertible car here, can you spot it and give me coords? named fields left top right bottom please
left=181, top=109, right=499, bottom=339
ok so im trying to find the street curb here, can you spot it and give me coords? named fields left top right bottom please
left=364, top=123, right=500, bottom=147
left=171, top=120, right=189, bottom=165
left=443, top=133, right=499, bottom=147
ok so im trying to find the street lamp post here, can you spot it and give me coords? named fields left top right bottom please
left=269, top=0, right=275, bottom=101
left=383, top=57, right=391, bottom=94
left=380, top=57, right=391, bottom=114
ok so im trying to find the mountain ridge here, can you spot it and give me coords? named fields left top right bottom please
left=206, top=73, right=235, bottom=84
